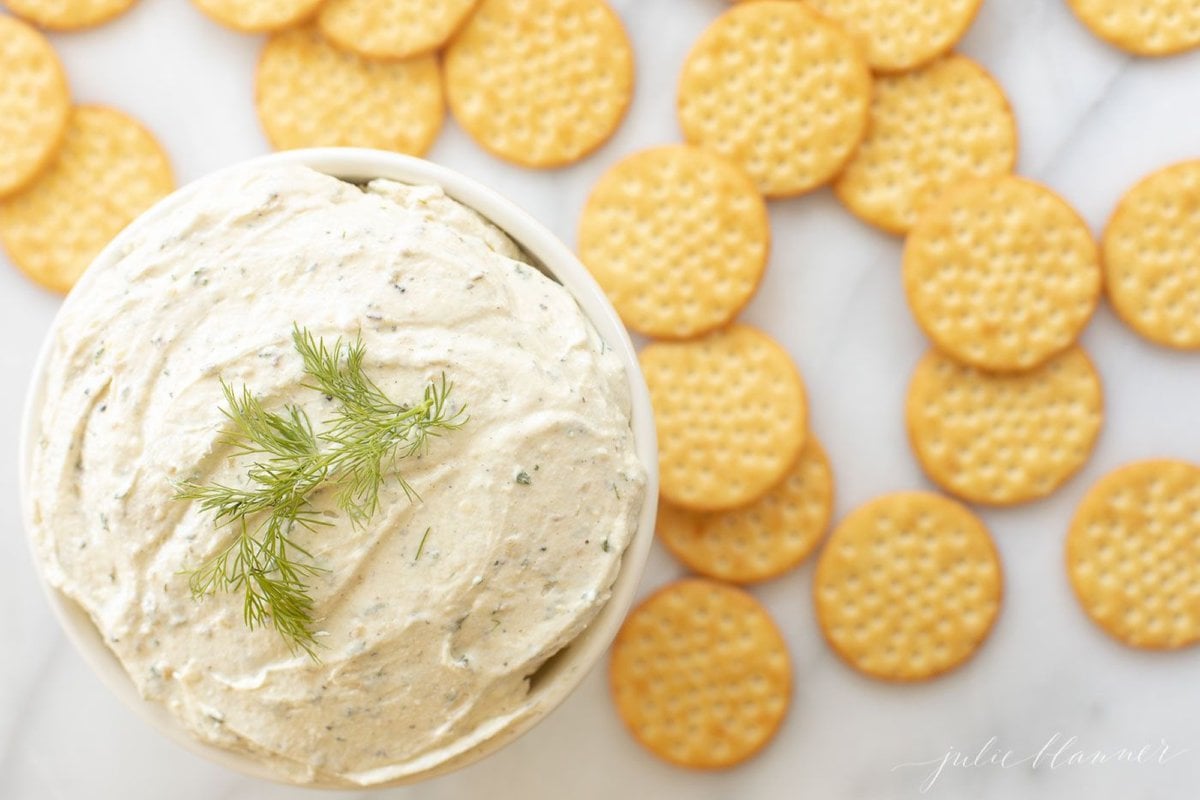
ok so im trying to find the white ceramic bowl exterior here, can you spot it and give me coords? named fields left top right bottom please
left=18, top=149, right=658, bottom=788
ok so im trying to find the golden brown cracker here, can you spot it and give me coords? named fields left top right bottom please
left=814, top=492, right=1002, bottom=681
left=835, top=54, right=1017, bottom=235
left=640, top=324, right=808, bottom=512
left=1067, top=460, right=1200, bottom=649
left=578, top=145, right=769, bottom=339
left=1067, top=0, right=1200, bottom=56
left=806, top=0, right=983, bottom=72
left=318, top=0, right=479, bottom=60
left=4, top=0, right=137, bottom=29
left=191, top=0, right=324, bottom=32
left=906, top=346, right=1103, bottom=506
left=0, top=16, right=70, bottom=199
left=443, top=0, right=634, bottom=168
left=255, top=27, right=444, bottom=154
left=902, top=175, right=1101, bottom=372
left=1102, top=160, right=1200, bottom=349
left=610, top=579, right=791, bottom=769
left=677, top=1, right=872, bottom=198
left=0, top=105, right=173, bottom=294
left=657, top=437, right=833, bottom=583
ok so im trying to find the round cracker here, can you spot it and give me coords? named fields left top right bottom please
left=657, top=436, right=833, bottom=584
left=1067, top=0, right=1200, bottom=57
left=805, top=0, right=983, bottom=73
left=814, top=492, right=1002, bottom=682
left=318, top=0, right=479, bottom=60
left=906, top=346, right=1103, bottom=506
left=255, top=27, right=443, bottom=155
left=835, top=54, right=1018, bottom=235
left=191, top=0, right=324, bottom=33
left=1102, top=160, right=1200, bottom=349
left=902, top=175, right=1101, bottom=372
left=0, top=105, right=173, bottom=294
left=640, top=324, right=808, bottom=512
left=3, top=0, right=137, bottom=29
left=610, top=579, right=791, bottom=769
left=678, top=1, right=872, bottom=198
left=578, top=145, right=769, bottom=340
left=1067, top=460, right=1200, bottom=649
left=0, top=16, right=70, bottom=200
left=443, top=0, right=634, bottom=168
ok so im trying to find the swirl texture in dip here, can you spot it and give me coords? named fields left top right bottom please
left=26, top=165, right=646, bottom=785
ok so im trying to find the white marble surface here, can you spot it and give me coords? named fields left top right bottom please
left=5, top=0, right=1200, bottom=797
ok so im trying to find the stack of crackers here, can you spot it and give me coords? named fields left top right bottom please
left=587, top=0, right=1200, bottom=771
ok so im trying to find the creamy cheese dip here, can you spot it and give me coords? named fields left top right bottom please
left=27, top=165, right=646, bottom=785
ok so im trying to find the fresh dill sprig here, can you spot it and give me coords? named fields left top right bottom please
left=292, top=326, right=465, bottom=520
left=176, top=325, right=467, bottom=657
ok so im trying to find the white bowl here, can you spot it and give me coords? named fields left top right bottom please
left=18, top=148, right=658, bottom=788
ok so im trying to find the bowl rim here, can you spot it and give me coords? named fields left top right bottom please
left=17, top=148, right=659, bottom=789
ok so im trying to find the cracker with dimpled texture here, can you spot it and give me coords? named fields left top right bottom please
left=657, top=437, right=833, bottom=583
left=1067, top=460, right=1200, bottom=649
left=191, top=0, right=325, bottom=33
left=677, top=1, right=871, bottom=198
left=0, top=16, right=70, bottom=200
left=255, top=27, right=443, bottom=155
left=0, top=106, right=173, bottom=294
left=906, top=346, right=1103, bottom=506
left=610, top=579, right=791, bottom=769
left=578, top=145, right=769, bottom=339
left=1103, top=161, right=1200, bottom=349
left=1067, top=0, right=1200, bottom=56
left=835, top=55, right=1017, bottom=235
left=640, top=324, right=807, bottom=512
left=902, top=175, right=1101, bottom=372
left=318, top=0, right=479, bottom=60
left=814, top=492, right=1002, bottom=682
left=444, top=0, right=634, bottom=169
left=4, top=0, right=136, bottom=29
left=804, top=0, right=983, bottom=72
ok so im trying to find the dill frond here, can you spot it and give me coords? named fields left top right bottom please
left=176, top=326, right=466, bottom=657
